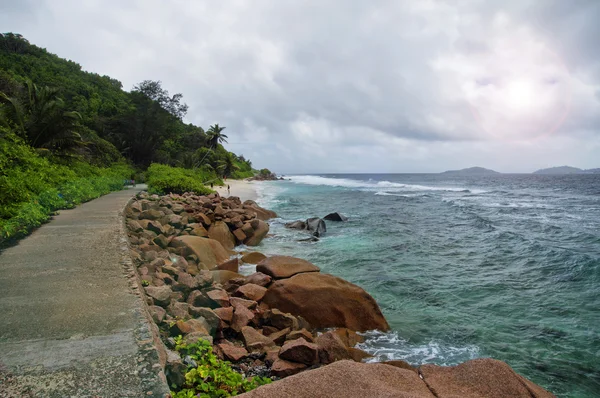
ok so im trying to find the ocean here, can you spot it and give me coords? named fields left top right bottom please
left=249, top=173, right=600, bottom=397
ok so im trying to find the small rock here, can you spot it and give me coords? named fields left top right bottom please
left=316, top=331, right=352, bottom=364
left=244, top=272, right=272, bottom=287
left=189, top=307, right=220, bottom=335
left=271, top=358, right=307, bottom=377
left=149, top=305, right=166, bottom=323
left=145, top=285, right=172, bottom=307
left=235, top=283, right=267, bottom=302
left=279, top=337, right=319, bottom=365
left=266, top=309, right=299, bottom=330
left=167, top=302, right=190, bottom=320
left=230, top=297, right=258, bottom=309
left=269, top=327, right=291, bottom=345
left=217, top=258, right=239, bottom=273
left=218, top=343, right=248, bottom=362
left=206, top=289, right=231, bottom=307
left=241, top=326, right=275, bottom=351
left=231, top=305, right=255, bottom=332
left=286, top=329, right=314, bottom=343
left=187, top=290, right=218, bottom=308
left=213, top=307, right=234, bottom=323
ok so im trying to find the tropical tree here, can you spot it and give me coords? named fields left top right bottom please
left=216, top=152, right=239, bottom=177
left=0, top=80, right=85, bottom=154
left=206, top=124, right=228, bottom=148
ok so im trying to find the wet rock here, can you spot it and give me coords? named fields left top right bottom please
left=256, top=256, right=320, bottom=279
left=284, top=220, right=307, bottom=230
left=323, top=212, right=348, bottom=222
left=241, top=252, right=267, bottom=264
left=244, top=220, right=270, bottom=246
left=306, top=217, right=326, bottom=237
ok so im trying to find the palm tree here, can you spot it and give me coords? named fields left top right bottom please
left=0, top=81, right=84, bottom=154
left=216, top=152, right=239, bottom=177
left=206, top=124, right=228, bottom=148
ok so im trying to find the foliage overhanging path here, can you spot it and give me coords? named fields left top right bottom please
left=0, top=185, right=170, bottom=397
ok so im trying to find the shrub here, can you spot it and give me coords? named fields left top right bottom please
left=146, top=163, right=217, bottom=195
left=0, top=130, right=133, bottom=244
left=171, top=336, right=271, bottom=397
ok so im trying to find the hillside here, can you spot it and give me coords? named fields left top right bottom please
left=0, top=32, right=257, bottom=243
left=534, top=166, right=583, bottom=174
left=441, top=166, right=500, bottom=175
left=0, top=33, right=253, bottom=176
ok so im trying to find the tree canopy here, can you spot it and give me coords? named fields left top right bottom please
left=0, top=32, right=255, bottom=177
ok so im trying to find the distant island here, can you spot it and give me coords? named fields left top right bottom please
left=533, top=166, right=600, bottom=175
left=441, top=166, right=500, bottom=175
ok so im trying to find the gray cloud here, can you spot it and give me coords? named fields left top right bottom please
left=1, top=0, right=599, bottom=172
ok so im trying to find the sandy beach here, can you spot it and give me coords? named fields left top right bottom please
left=214, top=179, right=258, bottom=202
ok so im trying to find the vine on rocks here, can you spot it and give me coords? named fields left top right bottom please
left=171, top=336, right=272, bottom=398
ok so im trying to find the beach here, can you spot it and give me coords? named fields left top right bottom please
left=214, top=179, right=258, bottom=202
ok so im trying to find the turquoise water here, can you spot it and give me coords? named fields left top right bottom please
left=251, top=174, right=600, bottom=397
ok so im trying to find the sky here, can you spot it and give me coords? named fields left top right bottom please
left=1, top=0, right=600, bottom=173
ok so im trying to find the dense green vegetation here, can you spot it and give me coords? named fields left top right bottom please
left=0, top=33, right=259, bottom=243
left=0, top=128, right=133, bottom=242
left=146, top=164, right=217, bottom=195
left=171, top=336, right=271, bottom=397
left=0, top=33, right=255, bottom=172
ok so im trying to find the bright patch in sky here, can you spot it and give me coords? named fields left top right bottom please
left=506, top=79, right=535, bottom=111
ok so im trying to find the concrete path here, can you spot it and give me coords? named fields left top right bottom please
left=0, top=186, right=170, bottom=397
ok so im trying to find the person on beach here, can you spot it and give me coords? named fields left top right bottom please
left=210, top=182, right=214, bottom=188
left=227, top=184, right=230, bottom=194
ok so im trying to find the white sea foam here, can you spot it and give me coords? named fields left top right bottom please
left=254, top=182, right=288, bottom=208
left=357, top=330, right=481, bottom=366
left=288, top=175, right=485, bottom=194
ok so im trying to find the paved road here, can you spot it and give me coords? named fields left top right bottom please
left=0, top=186, right=169, bottom=397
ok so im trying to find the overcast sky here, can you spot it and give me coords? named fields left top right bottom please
left=2, top=0, right=600, bottom=173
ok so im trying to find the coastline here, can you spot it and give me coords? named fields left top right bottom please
left=214, top=179, right=259, bottom=202
left=123, top=186, right=556, bottom=397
